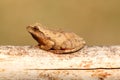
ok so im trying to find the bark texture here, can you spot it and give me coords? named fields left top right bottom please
left=0, top=45, right=120, bottom=80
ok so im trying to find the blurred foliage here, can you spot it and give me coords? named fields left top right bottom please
left=0, top=0, right=120, bottom=46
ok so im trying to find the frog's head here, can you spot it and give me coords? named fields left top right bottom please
left=27, top=23, right=45, bottom=33
left=26, top=23, right=47, bottom=44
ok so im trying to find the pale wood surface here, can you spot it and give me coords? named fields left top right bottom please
left=0, top=45, right=120, bottom=80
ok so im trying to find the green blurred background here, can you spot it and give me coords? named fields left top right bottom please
left=0, top=0, right=120, bottom=46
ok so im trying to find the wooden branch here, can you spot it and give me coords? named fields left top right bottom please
left=0, top=45, right=120, bottom=80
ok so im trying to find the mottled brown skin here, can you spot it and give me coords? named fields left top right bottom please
left=27, top=23, right=86, bottom=54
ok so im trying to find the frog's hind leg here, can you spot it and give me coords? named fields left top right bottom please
left=49, top=46, right=84, bottom=54
left=48, top=50, right=68, bottom=54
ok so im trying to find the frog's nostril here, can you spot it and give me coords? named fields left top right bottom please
left=26, top=26, right=34, bottom=32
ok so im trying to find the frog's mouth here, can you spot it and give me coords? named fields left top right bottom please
left=27, top=26, right=46, bottom=44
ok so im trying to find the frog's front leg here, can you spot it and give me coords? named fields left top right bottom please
left=39, top=40, right=55, bottom=50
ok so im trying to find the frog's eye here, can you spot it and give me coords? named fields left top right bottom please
left=33, top=26, right=39, bottom=31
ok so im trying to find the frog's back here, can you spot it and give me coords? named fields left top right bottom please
left=48, top=31, right=85, bottom=52
left=49, top=32, right=86, bottom=53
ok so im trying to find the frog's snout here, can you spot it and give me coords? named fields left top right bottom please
left=27, top=26, right=39, bottom=33
left=26, top=26, right=33, bottom=32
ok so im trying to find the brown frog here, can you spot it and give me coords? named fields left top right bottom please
left=27, top=23, right=86, bottom=54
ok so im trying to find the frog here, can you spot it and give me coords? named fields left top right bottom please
left=26, top=23, right=86, bottom=54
